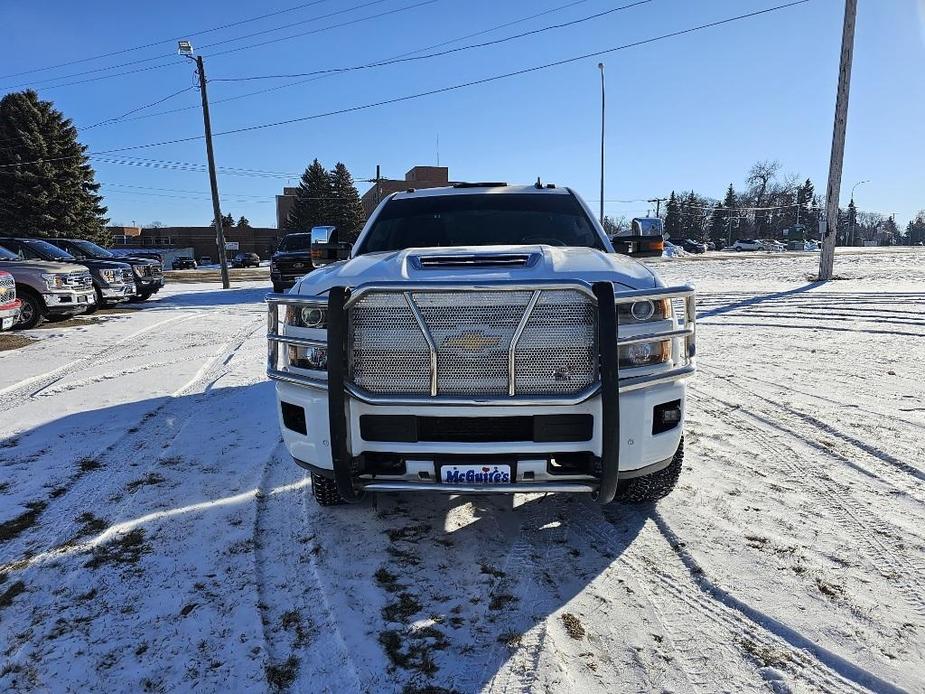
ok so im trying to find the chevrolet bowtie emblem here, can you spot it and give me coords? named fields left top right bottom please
left=443, top=330, right=502, bottom=352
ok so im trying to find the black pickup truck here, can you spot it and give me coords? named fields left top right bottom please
left=47, top=238, right=164, bottom=302
left=270, top=233, right=313, bottom=293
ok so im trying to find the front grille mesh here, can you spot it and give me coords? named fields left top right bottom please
left=349, top=288, right=597, bottom=397
left=0, top=275, right=14, bottom=304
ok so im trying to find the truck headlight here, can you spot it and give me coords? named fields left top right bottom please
left=288, top=345, right=327, bottom=371
left=100, top=269, right=118, bottom=284
left=285, top=305, right=326, bottom=328
left=618, top=298, right=671, bottom=323
left=42, top=273, right=66, bottom=290
left=619, top=340, right=671, bottom=368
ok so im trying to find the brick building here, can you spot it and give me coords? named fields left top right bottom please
left=360, top=166, right=458, bottom=218
left=276, top=187, right=299, bottom=229
left=110, top=225, right=283, bottom=260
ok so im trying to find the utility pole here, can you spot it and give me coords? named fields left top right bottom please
left=819, top=0, right=857, bottom=280
left=598, top=63, right=605, bottom=225
left=648, top=197, right=668, bottom=218
left=179, top=41, right=230, bottom=289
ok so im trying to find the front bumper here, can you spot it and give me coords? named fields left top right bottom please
left=99, top=284, right=135, bottom=302
left=267, top=281, right=695, bottom=503
left=0, top=299, right=21, bottom=329
left=42, top=288, right=96, bottom=314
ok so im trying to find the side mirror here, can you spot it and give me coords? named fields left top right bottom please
left=310, top=226, right=349, bottom=268
left=611, top=217, right=665, bottom=258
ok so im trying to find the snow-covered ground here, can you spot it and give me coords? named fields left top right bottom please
left=1, top=249, right=923, bottom=693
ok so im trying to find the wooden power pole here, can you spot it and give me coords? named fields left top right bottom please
left=819, top=0, right=858, bottom=280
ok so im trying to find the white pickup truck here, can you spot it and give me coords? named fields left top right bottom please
left=267, top=183, right=696, bottom=507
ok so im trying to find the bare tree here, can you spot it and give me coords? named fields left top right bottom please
left=745, top=160, right=781, bottom=207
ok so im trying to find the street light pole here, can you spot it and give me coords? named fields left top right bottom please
left=179, top=41, right=230, bottom=289
left=848, top=179, right=869, bottom=247
left=598, top=62, right=605, bottom=225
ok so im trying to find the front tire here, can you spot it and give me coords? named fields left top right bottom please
left=85, top=288, right=102, bottom=314
left=14, top=290, right=43, bottom=329
left=129, top=290, right=153, bottom=303
left=311, top=473, right=344, bottom=506
left=614, top=437, right=684, bottom=503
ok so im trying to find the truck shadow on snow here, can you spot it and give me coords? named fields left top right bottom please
left=1, top=385, right=654, bottom=692
left=302, top=486, right=653, bottom=691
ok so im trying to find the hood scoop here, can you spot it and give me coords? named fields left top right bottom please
left=410, top=252, right=540, bottom=269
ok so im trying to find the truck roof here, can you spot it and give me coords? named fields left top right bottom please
left=391, top=184, right=569, bottom=201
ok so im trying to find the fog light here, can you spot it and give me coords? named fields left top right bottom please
left=288, top=345, right=327, bottom=370
left=280, top=401, right=307, bottom=435
left=653, top=399, right=682, bottom=434
left=618, top=340, right=670, bottom=368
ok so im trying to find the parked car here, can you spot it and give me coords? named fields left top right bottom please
left=270, top=233, right=314, bottom=293
left=172, top=256, right=198, bottom=270
left=267, top=183, right=696, bottom=508
left=0, top=244, right=95, bottom=328
left=804, top=240, right=822, bottom=251
left=199, top=256, right=212, bottom=266
left=759, top=240, right=786, bottom=252
left=231, top=252, right=261, bottom=268
left=0, top=237, right=134, bottom=313
left=730, top=239, right=763, bottom=251
left=681, top=239, right=707, bottom=254
left=48, top=238, right=164, bottom=302
left=0, top=269, right=22, bottom=330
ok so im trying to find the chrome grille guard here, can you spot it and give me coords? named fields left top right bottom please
left=266, top=281, right=696, bottom=403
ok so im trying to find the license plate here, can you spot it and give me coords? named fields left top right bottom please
left=441, top=464, right=511, bottom=485
left=1, top=317, right=12, bottom=329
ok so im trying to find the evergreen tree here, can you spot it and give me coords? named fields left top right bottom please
left=286, top=159, right=332, bottom=231
left=327, top=162, right=366, bottom=243
left=237, top=216, right=251, bottom=228
left=708, top=203, right=726, bottom=248
left=0, top=90, right=108, bottom=240
left=681, top=191, right=700, bottom=238
left=796, top=178, right=815, bottom=235
left=211, top=212, right=234, bottom=228
left=663, top=191, right=681, bottom=239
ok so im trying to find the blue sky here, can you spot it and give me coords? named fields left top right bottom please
left=1, top=0, right=922, bottom=229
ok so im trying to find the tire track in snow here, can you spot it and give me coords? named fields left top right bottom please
left=693, top=385, right=925, bottom=621
left=0, top=319, right=262, bottom=568
left=571, top=510, right=872, bottom=694
left=0, top=312, right=199, bottom=405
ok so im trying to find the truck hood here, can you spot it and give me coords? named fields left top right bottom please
left=294, top=245, right=658, bottom=294
left=76, top=259, right=132, bottom=271
left=0, top=259, right=91, bottom=275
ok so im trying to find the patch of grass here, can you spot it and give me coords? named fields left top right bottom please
left=0, top=334, right=34, bottom=352
left=77, top=588, right=98, bottom=602
left=0, top=436, right=20, bottom=449
left=479, top=563, right=505, bottom=579
left=126, top=472, right=166, bottom=493
left=265, top=655, right=299, bottom=690
left=48, top=486, right=68, bottom=499
left=387, top=524, right=432, bottom=543
left=77, top=456, right=102, bottom=473
left=0, top=578, right=26, bottom=609
left=815, top=577, right=844, bottom=599
left=488, top=592, right=518, bottom=611
left=375, top=566, right=402, bottom=593
left=76, top=512, right=108, bottom=538
left=159, top=455, right=184, bottom=467
left=378, top=628, right=444, bottom=674
left=382, top=593, right=422, bottom=623
left=0, top=482, right=9, bottom=494
left=745, top=535, right=769, bottom=549
left=561, top=613, right=586, bottom=640
left=0, top=500, right=47, bottom=543
left=386, top=545, right=421, bottom=567
left=434, top=537, right=454, bottom=547
left=179, top=603, right=198, bottom=617
left=281, top=610, right=311, bottom=647
left=498, top=630, right=522, bottom=649
left=84, top=529, right=150, bottom=569
left=740, top=638, right=790, bottom=668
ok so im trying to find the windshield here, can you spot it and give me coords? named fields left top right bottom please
left=0, top=246, right=17, bottom=261
left=357, top=193, right=606, bottom=254
left=73, top=240, right=114, bottom=258
left=24, top=239, right=76, bottom=261
left=278, top=235, right=312, bottom=252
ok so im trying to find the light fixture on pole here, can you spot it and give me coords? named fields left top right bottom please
left=178, top=40, right=231, bottom=289
left=598, top=62, right=605, bottom=226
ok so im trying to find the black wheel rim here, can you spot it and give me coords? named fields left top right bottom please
left=19, top=300, right=34, bottom=324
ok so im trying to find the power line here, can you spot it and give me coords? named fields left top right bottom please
left=0, top=1, right=812, bottom=169
left=90, top=155, right=301, bottom=178
left=0, top=0, right=334, bottom=81
left=211, top=0, right=652, bottom=82
left=81, top=86, right=198, bottom=131
left=54, top=0, right=604, bottom=132
left=1, top=0, right=431, bottom=91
